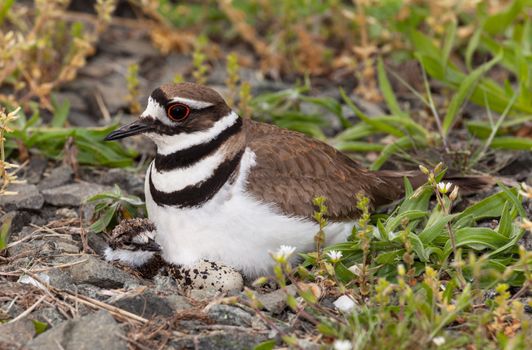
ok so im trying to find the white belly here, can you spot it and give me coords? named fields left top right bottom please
left=145, top=148, right=353, bottom=277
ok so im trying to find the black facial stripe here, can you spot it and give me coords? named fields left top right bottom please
left=151, top=88, right=168, bottom=107
left=149, top=150, right=244, bottom=208
left=154, top=117, right=243, bottom=172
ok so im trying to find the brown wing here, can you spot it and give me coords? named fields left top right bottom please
left=244, top=120, right=402, bottom=221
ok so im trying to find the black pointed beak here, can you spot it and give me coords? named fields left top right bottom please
left=104, top=119, right=154, bottom=141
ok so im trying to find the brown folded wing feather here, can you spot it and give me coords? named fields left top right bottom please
left=243, top=120, right=404, bottom=221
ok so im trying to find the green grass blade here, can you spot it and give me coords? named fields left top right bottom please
left=442, top=52, right=502, bottom=135
left=377, top=57, right=407, bottom=118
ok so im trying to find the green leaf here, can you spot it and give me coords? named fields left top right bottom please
left=0, top=215, right=13, bottom=250
left=370, top=136, right=420, bottom=171
left=443, top=227, right=510, bottom=257
left=253, top=340, right=276, bottom=350
left=456, top=190, right=513, bottom=221
left=442, top=52, right=502, bottom=135
left=339, top=88, right=404, bottom=137
left=89, top=204, right=118, bottom=233
left=465, top=27, right=482, bottom=70
left=316, top=322, right=337, bottom=337
left=442, top=19, right=457, bottom=70
left=32, top=320, right=48, bottom=335
left=483, top=0, right=525, bottom=35
left=418, top=214, right=456, bottom=244
left=496, top=202, right=513, bottom=237
left=335, top=141, right=384, bottom=152
left=0, top=0, right=15, bottom=25
left=385, top=210, right=428, bottom=232
left=50, top=96, right=70, bottom=127
left=489, top=136, right=532, bottom=150
left=377, top=57, right=407, bottom=118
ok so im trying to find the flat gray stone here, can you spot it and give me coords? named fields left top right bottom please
left=42, top=182, right=109, bottom=206
left=207, top=304, right=253, bottom=327
left=164, top=294, right=193, bottom=312
left=67, top=256, right=138, bottom=288
left=112, top=292, right=174, bottom=318
left=0, top=183, right=44, bottom=211
left=26, top=310, right=127, bottom=350
left=0, top=319, right=35, bottom=349
left=169, top=329, right=268, bottom=350
left=38, top=165, right=73, bottom=190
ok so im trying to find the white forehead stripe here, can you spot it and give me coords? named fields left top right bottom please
left=169, top=97, right=213, bottom=109
left=149, top=111, right=239, bottom=156
left=141, top=96, right=165, bottom=119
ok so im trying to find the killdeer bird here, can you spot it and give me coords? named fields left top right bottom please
left=104, top=83, right=427, bottom=276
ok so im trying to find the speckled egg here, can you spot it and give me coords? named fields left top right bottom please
left=168, top=260, right=244, bottom=293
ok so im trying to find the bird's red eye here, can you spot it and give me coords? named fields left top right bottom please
left=166, top=103, right=190, bottom=122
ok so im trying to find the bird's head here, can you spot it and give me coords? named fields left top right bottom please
left=104, top=82, right=238, bottom=153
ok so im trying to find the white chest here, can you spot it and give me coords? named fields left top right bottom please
left=145, top=148, right=353, bottom=276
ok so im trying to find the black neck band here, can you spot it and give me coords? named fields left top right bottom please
left=154, top=117, right=243, bottom=172
left=149, top=150, right=244, bottom=208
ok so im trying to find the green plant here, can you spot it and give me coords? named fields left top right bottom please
left=248, top=166, right=530, bottom=349
left=126, top=63, right=141, bottom=115
left=5, top=101, right=138, bottom=168
left=85, top=185, right=145, bottom=233
left=0, top=106, right=21, bottom=194
left=225, top=52, right=240, bottom=108
left=0, top=0, right=117, bottom=109
left=192, top=36, right=209, bottom=85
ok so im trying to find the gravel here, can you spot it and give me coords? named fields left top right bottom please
left=42, top=182, right=110, bottom=206
left=26, top=310, right=127, bottom=350
left=0, top=183, right=44, bottom=211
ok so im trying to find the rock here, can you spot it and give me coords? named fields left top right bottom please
left=169, top=329, right=268, bottom=350
left=0, top=183, right=44, bottom=211
left=98, top=168, right=144, bottom=196
left=153, top=274, right=179, bottom=292
left=32, top=307, right=66, bottom=327
left=0, top=319, right=36, bottom=349
left=55, top=208, right=79, bottom=219
left=87, top=231, right=108, bottom=255
left=26, top=310, right=127, bottom=350
left=45, top=268, right=76, bottom=291
left=53, top=240, right=80, bottom=254
left=112, top=292, right=175, bottom=318
left=53, top=91, right=88, bottom=112
left=174, top=260, right=244, bottom=293
left=164, top=294, right=193, bottom=311
left=207, top=305, right=253, bottom=327
left=42, top=182, right=109, bottom=206
left=256, top=285, right=297, bottom=314
left=38, top=165, right=73, bottom=190
left=68, top=255, right=138, bottom=288
left=22, top=155, right=48, bottom=184
left=189, top=289, right=219, bottom=301
left=0, top=211, right=32, bottom=237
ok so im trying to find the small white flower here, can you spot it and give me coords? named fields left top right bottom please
left=432, top=336, right=445, bottom=346
left=333, top=339, right=352, bottom=350
left=271, top=245, right=296, bottom=263
left=437, top=182, right=453, bottom=194
left=327, top=250, right=343, bottom=263
left=333, top=295, right=356, bottom=313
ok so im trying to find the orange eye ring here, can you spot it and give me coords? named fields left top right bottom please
left=166, top=103, right=190, bottom=122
